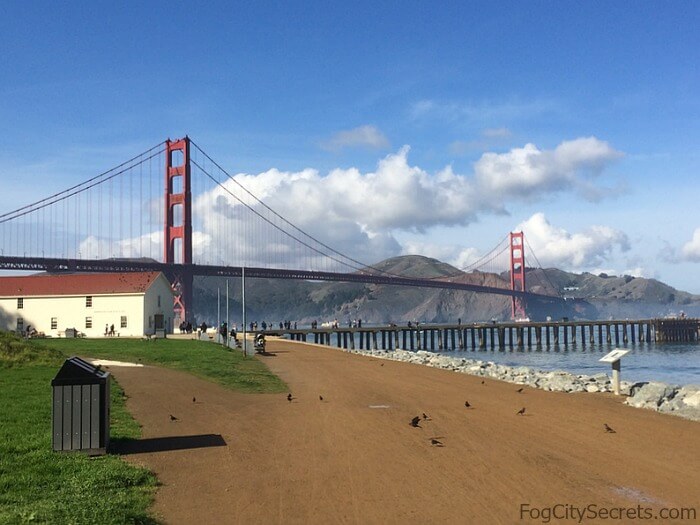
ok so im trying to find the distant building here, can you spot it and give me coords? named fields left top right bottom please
left=0, top=272, right=175, bottom=337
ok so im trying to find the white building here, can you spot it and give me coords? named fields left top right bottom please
left=0, top=272, right=175, bottom=337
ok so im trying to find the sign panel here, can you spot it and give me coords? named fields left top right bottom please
left=599, top=349, right=630, bottom=363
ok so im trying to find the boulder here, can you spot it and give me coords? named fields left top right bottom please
left=626, top=382, right=679, bottom=409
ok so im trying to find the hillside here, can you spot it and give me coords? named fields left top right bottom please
left=191, top=255, right=700, bottom=325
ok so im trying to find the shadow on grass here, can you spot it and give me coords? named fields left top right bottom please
left=111, top=434, right=227, bottom=455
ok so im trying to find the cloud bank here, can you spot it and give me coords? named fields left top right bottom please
left=474, top=137, right=623, bottom=203
left=515, top=213, right=630, bottom=270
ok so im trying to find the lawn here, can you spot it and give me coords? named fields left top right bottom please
left=0, top=333, right=287, bottom=523
left=0, top=333, right=157, bottom=524
left=38, top=337, right=288, bottom=394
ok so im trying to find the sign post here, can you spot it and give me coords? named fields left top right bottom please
left=599, top=349, right=630, bottom=395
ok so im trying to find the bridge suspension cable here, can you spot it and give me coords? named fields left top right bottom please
left=189, top=139, right=432, bottom=279
left=0, top=142, right=164, bottom=224
left=523, top=235, right=561, bottom=296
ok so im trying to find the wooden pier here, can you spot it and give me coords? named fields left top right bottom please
left=274, top=318, right=700, bottom=351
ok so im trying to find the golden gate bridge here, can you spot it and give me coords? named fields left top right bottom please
left=0, top=137, right=562, bottom=322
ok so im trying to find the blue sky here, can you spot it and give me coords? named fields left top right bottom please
left=1, top=2, right=700, bottom=293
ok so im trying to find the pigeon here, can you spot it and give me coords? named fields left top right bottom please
left=604, top=423, right=616, bottom=433
left=464, top=401, right=471, bottom=408
left=422, top=413, right=430, bottom=420
left=287, top=393, right=293, bottom=402
left=429, top=438, right=444, bottom=447
left=481, top=380, right=485, bottom=385
left=192, top=396, right=196, bottom=403
left=410, top=416, right=421, bottom=428
left=516, top=387, right=524, bottom=393
left=169, top=414, right=179, bottom=422
left=319, top=395, right=324, bottom=402
left=380, top=363, right=384, bottom=367
left=516, top=407, right=526, bottom=416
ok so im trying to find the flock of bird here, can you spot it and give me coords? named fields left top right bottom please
left=168, top=366, right=617, bottom=440
left=404, top=382, right=616, bottom=447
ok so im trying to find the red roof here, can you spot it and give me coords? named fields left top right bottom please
left=0, top=272, right=168, bottom=297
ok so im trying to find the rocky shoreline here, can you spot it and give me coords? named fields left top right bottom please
left=342, top=347, right=700, bottom=422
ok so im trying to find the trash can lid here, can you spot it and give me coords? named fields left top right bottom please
left=51, top=356, right=110, bottom=386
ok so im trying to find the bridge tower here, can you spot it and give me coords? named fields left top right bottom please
left=164, top=137, right=193, bottom=324
left=509, top=231, right=526, bottom=319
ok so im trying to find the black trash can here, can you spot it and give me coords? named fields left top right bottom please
left=51, top=357, right=110, bottom=455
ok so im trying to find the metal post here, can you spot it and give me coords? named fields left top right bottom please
left=612, top=360, right=621, bottom=395
left=242, top=267, right=247, bottom=357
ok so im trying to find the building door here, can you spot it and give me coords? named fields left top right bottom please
left=154, top=314, right=164, bottom=331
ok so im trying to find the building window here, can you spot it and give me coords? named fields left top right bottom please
left=121, top=316, right=127, bottom=328
left=17, top=298, right=23, bottom=309
left=51, top=317, right=57, bottom=330
left=17, top=318, right=24, bottom=331
left=157, top=295, right=161, bottom=307
left=85, top=317, right=92, bottom=329
left=86, top=296, right=93, bottom=308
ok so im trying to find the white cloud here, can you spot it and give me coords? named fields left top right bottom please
left=400, top=241, right=481, bottom=269
left=71, top=138, right=625, bottom=272
left=681, top=229, right=700, bottom=262
left=78, top=232, right=163, bottom=260
left=623, top=267, right=648, bottom=278
left=474, top=137, right=623, bottom=202
left=516, top=212, right=629, bottom=270
left=321, top=125, right=390, bottom=152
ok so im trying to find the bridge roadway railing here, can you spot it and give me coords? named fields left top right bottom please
left=269, top=318, right=700, bottom=351
left=0, top=256, right=559, bottom=300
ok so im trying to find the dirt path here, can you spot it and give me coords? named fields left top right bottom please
left=107, top=340, right=700, bottom=524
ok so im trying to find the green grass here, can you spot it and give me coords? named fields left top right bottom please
left=0, top=331, right=64, bottom=368
left=37, top=337, right=288, bottom=394
left=0, top=338, right=157, bottom=524
left=0, top=334, right=287, bottom=524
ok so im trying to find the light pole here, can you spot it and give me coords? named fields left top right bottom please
left=242, top=267, right=247, bottom=357
left=226, top=279, right=229, bottom=348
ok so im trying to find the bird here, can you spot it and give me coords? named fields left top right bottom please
left=429, top=438, right=444, bottom=447
left=410, top=416, right=421, bottom=428
left=604, top=423, right=616, bottom=433
left=380, top=363, right=384, bottom=367
left=422, top=412, right=430, bottom=420
left=287, top=393, right=293, bottom=402
left=169, top=414, right=179, bottom=422
left=319, top=395, right=324, bottom=402
left=464, top=401, right=471, bottom=408
left=192, top=396, right=196, bottom=403
left=516, top=407, right=526, bottom=416
left=481, top=380, right=485, bottom=385
left=516, top=387, right=524, bottom=393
